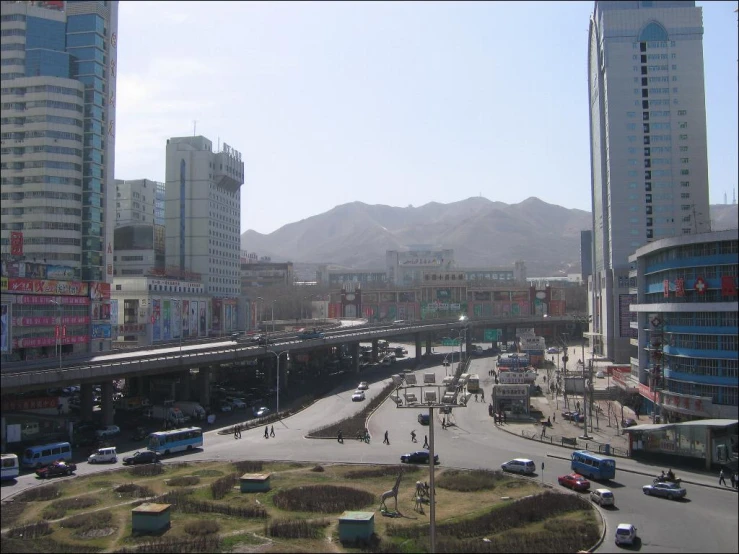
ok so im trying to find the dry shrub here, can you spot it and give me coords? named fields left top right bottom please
left=60, top=510, right=113, bottom=531
left=42, top=495, right=99, bottom=520
left=114, top=483, right=154, bottom=498
left=128, top=464, right=164, bottom=478
left=311, top=465, right=325, bottom=472
left=345, top=465, right=419, bottom=479
left=308, top=382, right=396, bottom=438
left=210, top=473, right=239, bottom=500
left=273, top=485, right=375, bottom=513
left=232, top=460, right=263, bottom=474
left=154, top=490, right=266, bottom=519
left=190, top=469, right=224, bottom=478
left=1, top=536, right=102, bottom=553
left=114, top=537, right=221, bottom=553
left=166, top=475, right=200, bottom=487
left=436, top=469, right=504, bottom=492
left=184, top=519, right=220, bottom=536
left=1, top=502, right=27, bottom=527
left=265, top=518, right=330, bottom=539
left=14, top=484, right=61, bottom=502
left=7, top=521, right=52, bottom=539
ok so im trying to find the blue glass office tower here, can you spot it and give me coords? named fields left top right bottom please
left=1, top=0, right=118, bottom=359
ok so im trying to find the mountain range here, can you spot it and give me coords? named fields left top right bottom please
left=240, top=197, right=739, bottom=277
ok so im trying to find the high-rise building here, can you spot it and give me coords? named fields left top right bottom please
left=587, top=0, right=711, bottom=363
left=1, top=1, right=118, bottom=360
left=164, top=135, right=244, bottom=297
left=580, top=230, right=593, bottom=284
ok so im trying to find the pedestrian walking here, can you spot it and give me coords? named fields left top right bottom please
left=338, top=429, right=343, bottom=443
left=441, top=418, right=446, bottom=430
left=553, top=413, right=556, bottom=424
left=474, top=393, right=478, bottom=402
left=423, top=435, right=429, bottom=449
left=547, top=416, right=551, bottom=426
left=730, top=472, right=736, bottom=489
left=411, top=430, right=417, bottom=443
left=481, top=390, right=485, bottom=402
left=264, top=426, right=269, bottom=439
left=541, top=426, right=546, bottom=438
left=383, top=430, right=390, bottom=445
left=503, top=412, right=507, bottom=424
left=719, top=468, right=726, bottom=486
left=270, top=425, right=275, bottom=438
left=234, top=427, right=239, bottom=440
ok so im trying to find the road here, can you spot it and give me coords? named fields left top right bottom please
left=3, top=346, right=737, bottom=553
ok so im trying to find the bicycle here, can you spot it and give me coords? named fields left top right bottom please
left=356, top=430, right=370, bottom=443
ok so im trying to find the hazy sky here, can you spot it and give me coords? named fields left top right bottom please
left=115, top=1, right=738, bottom=235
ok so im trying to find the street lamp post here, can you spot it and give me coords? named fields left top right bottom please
left=50, top=299, right=62, bottom=373
left=171, top=298, right=183, bottom=357
left=265, top=350, right=289, bottom=418
left=271, top=300, right=276, bottom=334
left=256, top=297, right=263, bottom=332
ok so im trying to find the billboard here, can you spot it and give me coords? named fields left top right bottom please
left=110, top=299, right=118, bottom=326
left=4, top=278, right=88, bottom=296
left=182, top=299, right=190, bottom=338
left=92, top=324, right=112, bottom=339
left=397, top=250, right=450, bottom=267
left=212, top=299, right=222, bottom=332
left=1, top=303, right=9, bottom=352
left=163, top=299, right=171, bottom=340
left=172, top=299, right=181, bottom=339
left=190, top=300, right=198, bottom=337
left=199, top=302, right=206, bottom=336
left=152, top=299, right=161, bottom=341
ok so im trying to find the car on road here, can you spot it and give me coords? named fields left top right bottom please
left=352, top=390, right=365, bottom=402
left=400, top=450, right=439, bottom=465
left=253, top=406, right=270, bottom=418
left=36, top=460, right=77, bottom=478
left=590, top=488, right=615, bottom=507
left=357, top=381, right=369, bottom=390
left=95, top=424, right=121, bottom=438
left=501, top=458, right=536, bottom=474
left=546, top=347, right=560, bottom=354
left=226, top=397, right=247, bottom=409
left=122, top=451, right=160, bottom=466
left=298, top=329, right=324, bottom=340
left=88, top=447, right=117, bottom=464
left=218, top=401, right=232, bottom=413
left=558, top=473, right=591, bottom=491
left=615, top=523, right=637, bottom=546
left=417, top=413, right=430, bottom=425
left=256, top=335, right=271, bottom=345
left=596, top=370, right=606, bottom=379
left=642, top=481, right=686, bottom=500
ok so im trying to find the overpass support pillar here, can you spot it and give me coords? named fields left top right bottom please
left=80, top=383, right=94, bottom=422
left=197, top=369, right=211, bottom=410
left=178, top=371, right=191, bottom=401
left=371, top=339, right=379, bottom=363
left=350, top=342, right=360, bottom=374
left=415, top=333, right=422, bottom=364
left=101, top=381, right=115, bottom=426
left=425, top=337, right=432, bottom=355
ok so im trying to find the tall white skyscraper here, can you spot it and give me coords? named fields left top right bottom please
left=164, top=136, right=244, bottom=297
left=587, top=0, right=711, bottom=363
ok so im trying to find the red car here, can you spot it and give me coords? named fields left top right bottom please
left=558, top=473, right=591, bottom=491
left=35, top=459, right=77, bottom=479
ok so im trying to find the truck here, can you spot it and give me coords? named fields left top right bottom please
left=144, top=404, right=187, bottom=427
left=114, top=396, right=150, bottom=412
left=173, top=401, right=206, bottom=421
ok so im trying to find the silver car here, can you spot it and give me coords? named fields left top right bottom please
left=642, top=481, right=686, bottom=500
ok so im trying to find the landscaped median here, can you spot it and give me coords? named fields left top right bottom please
left=0, top=460, right=601, bottom=553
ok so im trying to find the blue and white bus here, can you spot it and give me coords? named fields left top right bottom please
left=21, top=442, right=72, bottom=469
left=1, top=454, right=20, bottom=481
left=147, top=427, right=203, bottom=456
left=571, top=450, right=616, bottom=481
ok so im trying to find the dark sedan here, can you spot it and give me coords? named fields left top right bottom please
left=400, top=450, right=440, bottom=465
left=122, top=451, right=160, bottom=465
left=35, top=460, right=77, bottom=478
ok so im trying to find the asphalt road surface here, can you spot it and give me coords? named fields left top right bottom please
left=3, top=347, right=737, bottom=554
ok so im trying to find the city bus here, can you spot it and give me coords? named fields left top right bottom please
left=571, top=450, right=616, bottom=481
left=21, top=441, right=72, bottom=469
left=147, top=427, right=203, bottom=456
left=466, top=374, right=481, bottom=393
left=1, top=453, right=19, bottom=481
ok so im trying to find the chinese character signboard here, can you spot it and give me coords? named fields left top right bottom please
left=10, top=231, right=23, bottom=256
left=675, top=278, right=685, bottom=297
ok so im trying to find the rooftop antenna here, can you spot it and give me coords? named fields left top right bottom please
left=725, top=191, right=728, bottom=204
left=217, top=136, right=220, bottom=152
left=193, top=120, right=197, bottom=136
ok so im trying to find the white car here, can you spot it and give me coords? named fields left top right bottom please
left=357, top=381, right=369, bottom=390
left=546, top=347, right=560, bottom=354
left=590, top=488, right=615, bottom=506
left=500, top=458, right=536, bottom=474
left=88, top=446, right=117, bottom=464
left=615, top=523, right=637, bottom=546
left=596, top=370, right=606, bottom=379
left=226, top=397, right=247, bottom=409
left=219, top=401, right=232, bottom=413
left=95, top=425, right=121, bottom=438
left=352, top=390, right=366, bottom=402
left=253, top=406, right=270, bottom=418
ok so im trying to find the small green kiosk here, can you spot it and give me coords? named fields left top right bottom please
left=131, top=503, right=171, bottom=534
left=240, top=472, right=272, bottom=493
left=338, top=511, right=375, bottom=543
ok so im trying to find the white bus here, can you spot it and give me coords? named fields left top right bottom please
left=467, top=374, right=481, bottom=393
left=1, top=453, right=19, bottom=481
left=147, top=427, right=203, bottom=456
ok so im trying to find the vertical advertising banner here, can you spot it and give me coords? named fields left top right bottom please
left=182, top=299, right=190, bottom=338
left=1, top=303, right=9, bottom=352
left=225, top=304, right=232, bottom=332
left=163, top=299, right=171, bottom=340
left=212, top=299, right=222, bottom=332
left=190, top=301, right=198, bottom=337
left=199, top=303, right=206, bottom=336
left=110, top=299, right=118, bottom=326
left=174, top=300, right=182, bottom=339
left=152, top=299, right=161, bottom=341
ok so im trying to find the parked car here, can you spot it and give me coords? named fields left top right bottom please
left=226, top=397, right=247, bottom=409
left=590, top=488, right=615, bottom=507
left=596, top=370, right=606, bottom=379
left=357, top=381, right=369, bottom=390
left=352, top=390, right=365, bottom=402
left=400, top=450, right=439, bottom=465
left=622, top=418, right=638, bottom=428
left=615, top=523, right=637, bottom=546
left=546, top=347, right=560, bottom=354
left=122, top=451, right=160, bottom=465
left=253, top=406, right=270, bottom=418
left=642, top=481, right=686, bottom=500
left=95, top=425, right=121, bottom=438
left=501, top=458, right=536, bottom=475
left=88, top=447, right=117, bottom=464
left=558, top=473, right=591, bottom=491
left=36, top=460, right=77, bottom=478
left=417, top=413, right=430, bottom=425
left=219, top=401, right=232, bottom=413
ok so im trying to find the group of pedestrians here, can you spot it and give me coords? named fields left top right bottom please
left=234, top=424, right=276, bottom=439
left=718, top=469, right=738, bottom=489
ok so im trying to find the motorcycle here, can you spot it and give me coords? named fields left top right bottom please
left=654, top=473, right=681, bottom=485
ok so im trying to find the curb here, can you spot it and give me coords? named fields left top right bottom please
left=588, top=500, right=608, bottom=553
left=545, top=453, right=734, bottom=492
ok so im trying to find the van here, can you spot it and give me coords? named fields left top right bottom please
left=88, top=447, right=117, bottom=464
left=21, top=442, right=72, bottom=469
left=501, top=458, right=536, bottom=474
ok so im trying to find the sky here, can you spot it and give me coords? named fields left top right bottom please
left=115, top=1, right=739, bottom=235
